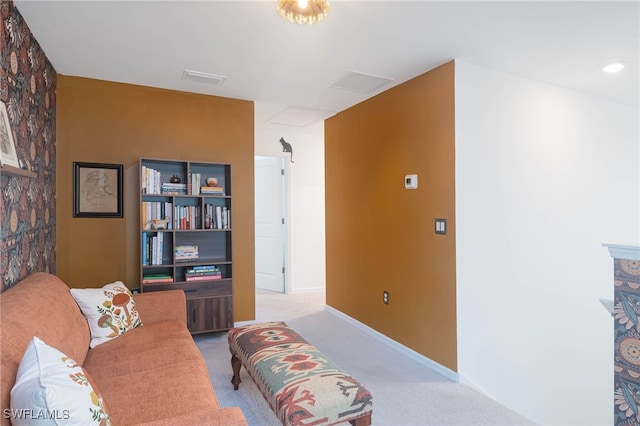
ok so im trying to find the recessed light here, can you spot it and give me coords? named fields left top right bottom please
left=602, top=62, right=625, bottom=73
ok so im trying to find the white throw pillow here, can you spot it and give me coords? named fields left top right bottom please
left=70, top=281, right=142, bottom=348
left=10, top=336, right=111, bottom=425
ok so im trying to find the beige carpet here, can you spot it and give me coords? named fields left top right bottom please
left=194, top=290, right=535, bottom=426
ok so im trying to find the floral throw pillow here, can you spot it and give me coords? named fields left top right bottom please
left=10, top=336, right=111, bottom=425
left=70, top=281, right=143, bottom=348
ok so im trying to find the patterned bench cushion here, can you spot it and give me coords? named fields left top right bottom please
left=228, top=321, right=373, bottom=425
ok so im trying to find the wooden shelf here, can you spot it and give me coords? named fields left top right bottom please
left=1, top=164, right=36, bottom=179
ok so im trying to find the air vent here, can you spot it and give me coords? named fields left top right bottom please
left=182, top=69, right=227, bottom=86
left=329, top=70, right=394, bottom=94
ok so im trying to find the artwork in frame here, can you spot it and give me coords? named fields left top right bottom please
left=73, top=162, right=123, bottom=218
left=0, top=101, right=20, bottom=168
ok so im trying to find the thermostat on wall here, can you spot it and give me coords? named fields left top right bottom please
left=405, top=174, right=418, bottom=189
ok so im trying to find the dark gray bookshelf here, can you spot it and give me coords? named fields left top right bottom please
left=139, top=158, right=233, bottom=333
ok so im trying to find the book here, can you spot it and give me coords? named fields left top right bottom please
left=186, top=267, right=219, bottom=274
left=185, top=275, right=222, bottom=281
left=185, top=270, right=221, bottom=277
left=189, top=264, right=219, bottom=271
left=142, top=232, right=147, bottom=265
left=142, top=277, right=174, bottom=283
left=200, top=186, right=224, bottom=195
left=175, top=244, right=199, bottom=260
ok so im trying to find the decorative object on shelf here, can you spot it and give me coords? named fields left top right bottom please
left=73, top=162, right=123, bottom=218
left=0, top=100, right=20, bottom=168
left=151, top=218, right=170, bottom=230
left=206, top=177, right=218, bottom=187
left=279, top=137, right=294, bottom=163
left=277, top=0, right=329, bottom=25
left=169, top=174, right=181, bottom=183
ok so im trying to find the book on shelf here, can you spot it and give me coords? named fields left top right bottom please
left=204, top=205, right=230, bottom=229
left=191, top=173, right=202, bottom=195
left=142, top=277, right=174, bottom=283
left=200, top=186, right=225, bottom=195
left=161, top=182, right=187, bottom=195
left=142, top=201, right=173, bottom=230
left=173, top=205, right=200, bottom=230
left=143, top=166, right=188, bottom=195
left=142, top=232, right=165, bottom=266
left=185, top=274, right=222, bottom=282
left=175, top=244, right=199, bottom=261
left=186, top=265, right=220, bottom=273
left=144, top=273, right=172, bottom=278
left=142, top=165, right=162, bottom=194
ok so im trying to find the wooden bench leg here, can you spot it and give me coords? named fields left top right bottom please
left=231, top=353, right=242, bottom=390
left=349, top=412, right=371, bottom=426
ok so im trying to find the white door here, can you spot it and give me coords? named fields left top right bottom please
left=255, top=156, right=285, bottom=292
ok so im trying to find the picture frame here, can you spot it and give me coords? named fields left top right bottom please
left=73, top=162, right=123, bottom=218
left=0, top=101, right=20, bottom=168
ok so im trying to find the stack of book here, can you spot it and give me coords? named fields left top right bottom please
left=184, top=265, right=222, bottom=281
left=142, top=201, right=173, bottom=230
left=175, top=245, right=198, bottom=262
left=173, top=205, right=199, bottom=230
left=142, top=232, right=165, bottom=265
left=200, top=186, right=225, bottom=195
left=204, top=205, right=230, bottom=229
left=141, top=166, right=161, bottom=194
left=142, top=273, right=173, bottom=284
left=162, top=182, right=187, bottom=195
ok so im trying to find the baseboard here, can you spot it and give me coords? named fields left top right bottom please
left=289, top=286, right=325, bottom=294
left=232, top=320, right=256, bottom=327
left=324, top=304, right=459, bottom=383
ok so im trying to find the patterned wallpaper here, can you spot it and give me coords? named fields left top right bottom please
left=0, top=0, right=56, bottom=291
left=614, top=258, right=640, bottom=426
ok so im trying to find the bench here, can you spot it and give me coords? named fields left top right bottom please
left=228, top=321, right=373, bottom=426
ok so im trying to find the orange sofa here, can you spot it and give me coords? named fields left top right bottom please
left=0, top=272, right=247, bottom=425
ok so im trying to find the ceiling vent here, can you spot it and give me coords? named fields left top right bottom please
left=182, top=69, right=227, bottom=86
left=329, top=70, right=394, bottom=94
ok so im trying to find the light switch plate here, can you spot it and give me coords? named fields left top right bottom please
left=405, top=174, right=418, bottom=189
left=435, top=218, right=446, bottom=235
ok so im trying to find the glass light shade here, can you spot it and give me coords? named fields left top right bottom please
left=277, top=0, right=329, bottom=25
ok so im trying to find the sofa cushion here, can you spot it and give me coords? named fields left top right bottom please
left=10, top=336, right=110, bottom=425
left=83, top=321, right=204, bottom=377
left=0, top=273, right=91, bottom=426
left=70, top=282, right=142, bottom=348
left=84, top=322, right=219, bottom=425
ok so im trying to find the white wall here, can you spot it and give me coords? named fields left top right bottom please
left=254, top=102, right=327, bottom=293
left=455, top=61, right=639, bottom=425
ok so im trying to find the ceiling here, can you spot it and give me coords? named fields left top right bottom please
left=14, top=1, right=639, bottom=126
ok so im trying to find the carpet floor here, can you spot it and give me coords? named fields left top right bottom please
left=194, top=290, right=535, bottom=426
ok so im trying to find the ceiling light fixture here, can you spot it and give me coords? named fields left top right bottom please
left=277, top=0, right=329, bottom=25
left=602, top=62, right=625, bottom=73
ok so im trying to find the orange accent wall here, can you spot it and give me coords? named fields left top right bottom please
left=56, top=76, right=255, bottom=321
left=324, top=61, right=457, bottom=370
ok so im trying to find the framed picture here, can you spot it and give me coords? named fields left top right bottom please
left=73, top=162, right=123, bottom=218
left=0, top=101, right=20, bottom=168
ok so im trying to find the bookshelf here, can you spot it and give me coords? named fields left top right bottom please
left=139, top=158, right=233, bottom=333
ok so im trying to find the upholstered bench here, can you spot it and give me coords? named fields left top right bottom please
left=228, top=321, right=373, bottom=426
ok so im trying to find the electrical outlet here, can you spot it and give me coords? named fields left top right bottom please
left=383, top=290, right=389, bottom=305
